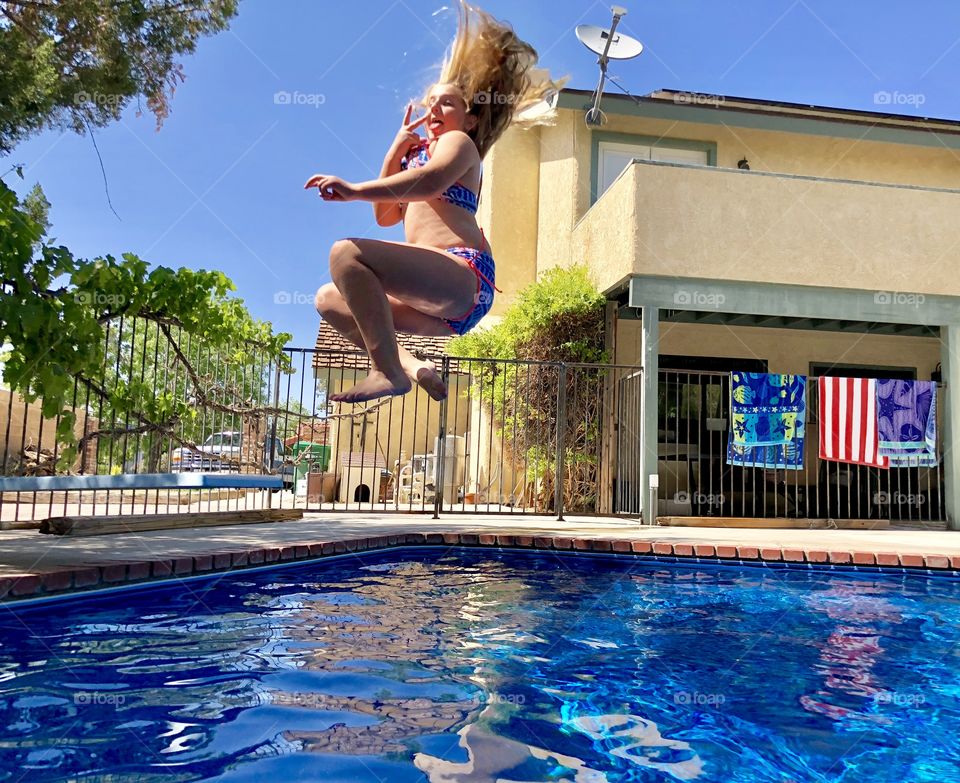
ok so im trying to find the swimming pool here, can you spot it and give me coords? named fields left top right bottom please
left=1, top=548, right=959, bottom=782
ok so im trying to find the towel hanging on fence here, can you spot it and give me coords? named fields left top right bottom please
left=726, top=372, right=806, bottom=470
left=818, top=377, right=888, bottom=468
left=876, top=379, right=938, bottom=467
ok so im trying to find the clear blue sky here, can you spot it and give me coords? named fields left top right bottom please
left=8, top=0, right=960, bottom=349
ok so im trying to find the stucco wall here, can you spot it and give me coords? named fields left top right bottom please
left=587, top=110, right=960, bottom=191
left=578, top=160, right=960, bottom=296
left=482, top=102, right=960, bottom=298
left=535, top=112, right=589, bottom=276
left=324, top=371, right=472, bottom=502
left=569, top=167, right=637, bottom=296
left=478, top=126, right=541, bottom=316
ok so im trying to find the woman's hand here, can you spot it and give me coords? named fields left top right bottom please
left=303, top=174, right=359, bottom=202
left=390, top=104, right=428, bottom=158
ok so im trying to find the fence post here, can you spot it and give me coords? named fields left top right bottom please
left=942, top=327, right=959, bottom=530
left=433, top=356, right=451, bottom=520
left=640, top=306, right=659, bottom=525
left=267, top=362, right=281, bottom=511
left=555, top=363, right=567, bottom=522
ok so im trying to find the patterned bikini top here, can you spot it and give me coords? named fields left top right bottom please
left=400, top=140, right=479, bottom=214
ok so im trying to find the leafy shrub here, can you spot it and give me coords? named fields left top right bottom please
left=450, top=265, right=607, bottom=511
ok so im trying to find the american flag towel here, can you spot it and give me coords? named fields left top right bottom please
left=818, top=377, right=888, bottom=468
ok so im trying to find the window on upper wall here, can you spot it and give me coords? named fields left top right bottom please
left=597, top=141, right=711, bottom=200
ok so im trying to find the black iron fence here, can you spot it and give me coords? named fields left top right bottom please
left=658, top=369, right=946, bottom=525
left=0, top=328, right=646, bottom=525
left=1, top=316, right=290, bottom=528
left=279, top=350, right=646, bottom=520
left=0, top=334, right=948, bottom=528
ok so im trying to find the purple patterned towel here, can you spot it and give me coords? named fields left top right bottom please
left=876, top=380, right=938, bottom=467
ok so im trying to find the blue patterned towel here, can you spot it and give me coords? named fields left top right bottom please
left=876, top=380, right=938, bottom=467
left=726, top=372, right=806, bottom=470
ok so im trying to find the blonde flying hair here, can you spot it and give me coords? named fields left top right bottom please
left=425, top=0, right=566, bottom=159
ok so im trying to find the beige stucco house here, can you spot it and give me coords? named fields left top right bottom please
left=477, top=87, right=959, bottom=527
left=315, top=87, right=960, bottom=528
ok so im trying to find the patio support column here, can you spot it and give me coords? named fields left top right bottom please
left=942, top=325, right=960, bottom=530
left=640, top=305, right=660, bottom=524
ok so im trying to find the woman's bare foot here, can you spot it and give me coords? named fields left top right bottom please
left=330, top=370, right=412, bottom=403
left=405, top=358, right=447, bottom=401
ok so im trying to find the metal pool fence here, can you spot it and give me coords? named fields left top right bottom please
left=0, top=328, right=948, bottom=529
left=303, top=351, right=646, bottom=520
left=656, top=369, right=946, bottom=526
left=0, top=323, right=645, bottom=525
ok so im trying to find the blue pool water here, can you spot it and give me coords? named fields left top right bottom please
left=1, top=549, right=959, bottom=782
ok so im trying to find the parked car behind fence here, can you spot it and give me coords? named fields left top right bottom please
left=171, top=430, right=294, bottom=489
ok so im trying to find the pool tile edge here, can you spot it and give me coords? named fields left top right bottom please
left=2, top=533, right=959, bottom=603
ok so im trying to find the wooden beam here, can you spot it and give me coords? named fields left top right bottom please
left=40, top=509, right=303, bottom=536
left=756, top=315, right=787, bottom=328
left=631, top=274, right=960, bottom=326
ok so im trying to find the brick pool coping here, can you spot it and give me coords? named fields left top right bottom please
left=3, top=531, right=960, bottom=602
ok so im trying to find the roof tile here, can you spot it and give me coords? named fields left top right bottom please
left=313, top=321, right=466, bottom=373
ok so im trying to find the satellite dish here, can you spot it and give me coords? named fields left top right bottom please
left=575, top=25, right=644, bottom=60
left=576, top=6, right=643, bottom=126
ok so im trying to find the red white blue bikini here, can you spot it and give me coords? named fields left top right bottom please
left=401, top=139, right=480, bottom=213
left=400, top=139, right=501, bottom=335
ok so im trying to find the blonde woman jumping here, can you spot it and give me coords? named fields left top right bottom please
left=307, top=1, right=562, bottom=404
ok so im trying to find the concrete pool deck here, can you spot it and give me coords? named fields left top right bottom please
left=2, top=512, right=960, bottom=601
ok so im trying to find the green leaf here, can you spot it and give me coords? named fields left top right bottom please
left=0, top=178, right=291, bottom=473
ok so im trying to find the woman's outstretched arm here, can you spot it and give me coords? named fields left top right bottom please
left=305, top=132, right=476, bottom=204
left=355, top=131, right=476, bottom=202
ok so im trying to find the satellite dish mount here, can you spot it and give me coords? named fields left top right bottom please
left=576, top=6, right=644, bottom=126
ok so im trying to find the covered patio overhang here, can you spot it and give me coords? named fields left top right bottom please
left=619, top=274, right=960, bottom=528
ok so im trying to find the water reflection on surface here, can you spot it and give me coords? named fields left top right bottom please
left=1, top=550, right=960, bottom=781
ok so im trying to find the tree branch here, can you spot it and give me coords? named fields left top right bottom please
left=158, top=321, right=289, bottom=416
left=71, top=377, right=262, bottom=470
left=1, top=1, right=58, bottom=8
left=0, top=6, right=39, bottom=41
left=74, top=421, right=268, bottom=472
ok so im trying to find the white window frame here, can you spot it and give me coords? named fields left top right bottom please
left=597, top=140, right=710, bottom=199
